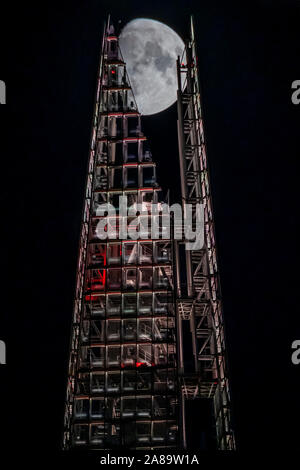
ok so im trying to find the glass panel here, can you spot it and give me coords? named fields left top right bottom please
left=106, top=397, right=121, bottom=419
left=155, top=242, right=171, bottom=263
left=85, top=295, right=105, bottom=318
left=106, top=372, right=121, bottom=393
left=86, top=269, right=106, bottom=292
left=109, top=167, right=122, bottom=189
left=73, top=424, right=88, bottom=446
left=153, top=317, right=175, bottom=341
left=137, top=372, right=151, bottom=391
left=90, top=346, right=105, bottom=368
left=122, top=345, right=136, bottom=367
left=90, top=424, right=107, bottom=445
left=138, top=319, right=152, bottom=341
left=107, top=269, right=122, bottom=291
left=139, top=268, right=153, bottom=290
left=122, top=319, right=137, bottom=341
left=88, top=244, right=106, bottom=267
left=76, top=373, right=89, bottom=394
left=123, top=268, right=137, bottom=290
left=153, top=369, right=176, bottom=393
left=139, top=242, right=152, bottom=264
left=123, top=294, right=137, bottom=317
left=107, top=294, right=121, bottom=316
left=90, top=398, right=104, bottom=419
left=111, top=142, right=123, bottom=164
left=123, top=242, right=137, bottom=264
left=137, top=422, right=151, bottom=443
left=122, top=371, right=136, bottom=392
left=91, top=372, right=105, bottom=393
left=142, top=165, right=156, bottom=186
left=90, top=320, right=105, bottom=341
left=107, top=346, right=121, bottom=367
left=138, top=293, right=152, bottom=315
left=74, top=398, right=89, bottom=419
left=153, top=344, right=168, bottom=366
left=137, top=344, right=152, bottom=366
left=106, top=320, right=120, bottom=341
left=122, top=397, right=135, bottom=418
left=154, top=267, right=171, bottom=289
left=137, top=396, right=151, bottom=417
left=126, top=142, right=139, bottom=162
left=127, top=116, right=139, bottom=136
left=152, top=422, right=166, bottom=443
left=108, top=243, right=121, bottom=265
left=124, top=166, right=138, bottom=188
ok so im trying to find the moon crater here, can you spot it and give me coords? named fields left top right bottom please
left=119, top=18, right=185, bottom=115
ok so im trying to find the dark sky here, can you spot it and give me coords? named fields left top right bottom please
left=0, top=0, right=299, bottom=457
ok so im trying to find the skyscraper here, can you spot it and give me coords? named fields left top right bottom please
left=63, top=16, right=235, bottom=451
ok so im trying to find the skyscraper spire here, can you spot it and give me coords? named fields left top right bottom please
left=63, top=17, right=178, bottom=449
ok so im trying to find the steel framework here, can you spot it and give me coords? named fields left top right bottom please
left=175, top=17, right=235, bottom=450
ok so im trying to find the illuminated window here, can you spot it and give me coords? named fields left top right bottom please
left=91, top=372, right=105, bottom=394
left=154, top=266, right=171, bottom=289
left=155, top=242, right=171, bottom=263
left=89, top=346, right=105, bottom=368
left=106, top=372, right=121, bottom=393
left=138, top=293, right=152, bottom=315
left=139, top=268, right=153, bottom=290
left=123, top=242, right=137, bottom=264
left=74, top=398, right=89, bottom=419
left=138, top=319, right=152, bottom=341
left=139, top=242, right=152, bottom=264
left=107, top=268, right=122, bottom=290
left=106, top=294, right=121, bottom=316
left=107, top=243, right=121, bottom=265
left=122, top=371, right=136, bottom=392
left=106, top=320, right=120, bottom=341
left=123, top=268, right=137, bottom=290
left=122, top=319, right=136, bottom=341
left=122, top=345, right=136, bottom=366
left=123, top=294, right=137, bottom=316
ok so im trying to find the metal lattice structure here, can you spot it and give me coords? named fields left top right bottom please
left=175, top=16, right=235, bottom=450
left=63, top=18, right=178, bottom=450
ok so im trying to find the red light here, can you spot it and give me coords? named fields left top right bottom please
left=111, top=70, right=116, bottom=74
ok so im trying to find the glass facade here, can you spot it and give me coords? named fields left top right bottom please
left=64, top=24, right=178, bottom=449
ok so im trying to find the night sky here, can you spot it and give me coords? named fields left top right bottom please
left=0, top=0, right=299, bottom=457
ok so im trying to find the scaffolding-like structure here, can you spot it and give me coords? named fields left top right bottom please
left=175, top=16, right=235, bottom=450
left=63, top=15, right=235, bottom=451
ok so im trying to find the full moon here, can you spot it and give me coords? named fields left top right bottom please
left=119, top=18, right=185, bottom=116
